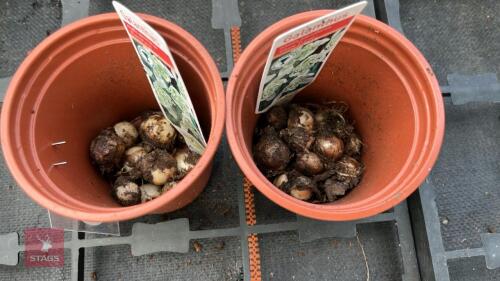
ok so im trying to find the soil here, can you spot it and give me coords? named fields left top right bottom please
left=215, top=241, right=225, bottom=250
left=193, top=241, right=203, bottom=252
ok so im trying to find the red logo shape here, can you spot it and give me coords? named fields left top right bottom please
left=24, top=228, right=64, bottom=267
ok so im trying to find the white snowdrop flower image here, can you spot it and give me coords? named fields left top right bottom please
left=325, top=29, right=345, bottom=50
left=180, top=115, right=193, bottom=131
left=276, top=63, right=294, bottom=79
left=153, top=79, right=167, bottom=95
left=270, top=53, right=292, bottom=71
left=145, top=65, right=154, bottom=77
left=153, top=77, right=168, bottom=90
left=167, top=85, right=189, bottom=112
left=137, top=44, right=152, bottom=66
left=182, top=115, right=203, bottom=142
left=290, top=37, right=330, bottom=62
left=289, top=53, right=323, bottom=77
left=318, top=48, right=331, bottom=61
left=158, top=91, right=180, bottom=121
left=264, top=73, right=277, bottom=84
left=281, top=75, right=315, bottom=93
left=152, top=59, right=171, bottom=83
left=263, top=78, right=287, bottom=101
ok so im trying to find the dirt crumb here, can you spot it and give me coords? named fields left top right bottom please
left=193, top=241, right=203, bottom=253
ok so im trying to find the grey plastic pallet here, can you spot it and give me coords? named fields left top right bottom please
left=395, top=0, right=500, bottom=280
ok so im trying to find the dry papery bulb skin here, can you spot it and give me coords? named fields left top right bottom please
left=289, top=176, right=316, bottom=201
left=314, top=134, right=344, bottom=160
left=90, top=111, right=201, bottom=206
left=280, top=126, right=315, bottom=152
left=344, top=133, right=363, bottom=156
left=323, top=179, right=349, bottom=202
left=254, top=126, right=291, bottom=173
left=90, top=127, right=127, bottom=176
left=295, top=152, right=324, bottom=175
left=287, top=105, right=315, bottom=133
left=335, top=156, right=364, bottom=188
left=253, top=101, right=365, bottom=204
left=266, top=106, right=288, bottom=130
left=273, top=173, right=289, bottom=189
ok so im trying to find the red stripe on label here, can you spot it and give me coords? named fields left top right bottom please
left=274, top=16, right=353, bottom=57
left=124, top=22, right=173, bottom=68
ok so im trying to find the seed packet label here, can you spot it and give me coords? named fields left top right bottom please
left=255, top=1, right=367, bottom=113
left=113, top=1, right=206, bottom=154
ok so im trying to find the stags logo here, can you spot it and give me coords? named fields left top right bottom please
left=24, top=228, right=64, bottom=267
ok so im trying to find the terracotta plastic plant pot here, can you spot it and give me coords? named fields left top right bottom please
left=226, top=10, right=444, bottom=221
left=1, top=13, right=225, bottom=222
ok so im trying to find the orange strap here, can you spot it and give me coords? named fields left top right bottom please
left=231, top=25, right=262, bottom=281
left=243, top=178, right=262, bottom=281
left=230, top=26, right=242, bottom=62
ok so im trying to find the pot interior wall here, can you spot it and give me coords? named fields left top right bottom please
left=241, top=41, right=416, bottom=204
left=33, top=41, right=212, bottom=207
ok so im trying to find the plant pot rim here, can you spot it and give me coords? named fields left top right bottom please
left=1, top=13, right=225, bottom=222
left=226, top=10, right=444, bottom=221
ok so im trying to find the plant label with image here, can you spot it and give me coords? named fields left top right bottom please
left=113, top=1, right=206, bottom=154
left=255, top=1, right=367, bottom=113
